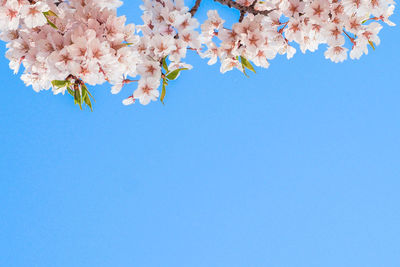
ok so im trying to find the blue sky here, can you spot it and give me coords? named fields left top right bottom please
left=1, top=1, right=400, bottom=266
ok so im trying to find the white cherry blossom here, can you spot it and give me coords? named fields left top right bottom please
left=0, top=0, right=396, bottom=108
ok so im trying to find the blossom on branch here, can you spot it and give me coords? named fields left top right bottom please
left=0, top=0, right=396, bottom=110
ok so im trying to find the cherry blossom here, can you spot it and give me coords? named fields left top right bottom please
left=0, top=0, right=396, bottom=110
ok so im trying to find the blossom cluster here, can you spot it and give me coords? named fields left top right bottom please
left=117, top=0, right=200, bottom=105
left=0, top=0, right=396, bottom=109
left=1, top=0, right=136, bottom=97
left=201, top=0, right=395, bottom=73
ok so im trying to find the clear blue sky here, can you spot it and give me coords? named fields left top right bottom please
left=1, top=1, right=400, bottom=266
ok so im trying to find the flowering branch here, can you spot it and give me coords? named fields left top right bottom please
left=0, top=0, right=396, bottom=110
left=213, top=0, right=275, bottom=16
left=190, top=0, right=202, bottom=16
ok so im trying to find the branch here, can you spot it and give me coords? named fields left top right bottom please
left=190, top=0, right=202, bottom=16
left=213, top=0, right=275, bottom=17
left=239, top=11, right=245, bottom=22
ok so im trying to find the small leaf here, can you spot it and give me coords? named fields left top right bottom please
left=241, top=63, right=249, bottom=78
left=83, top=84, right=95, bottom=102
left=43, top=10, right=58, bottom=17
left=43, top=10, right=59, bottom=29
left=162, top=57, right=169, bottom=73
left=81, top=86, right=88, bottom=101
left=166, top=68, right=188, bottom=81
left=74, top=88, right=82, bottom=110
left=240, top=56, right=256, bottom=74
left=67, top=87, right=74, bottom=96
left=361, top=14, right=370, bottom=24
left=237, top=56, right=248, bottom=77
left=52, top=80, right=69, bottom=88
left=81, top=83, right=94, bottom=111
left=84, top=94, right=93, bottom=112
left=46, top=18, right=58, bottom=29
left=368, top=40, right=375, bottom=50
left=160, top=81, right=167, bottom=105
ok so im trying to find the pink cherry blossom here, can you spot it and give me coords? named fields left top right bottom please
left=0, top=0, right=396, bottom=109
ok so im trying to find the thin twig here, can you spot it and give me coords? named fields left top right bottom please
left=190, top=0, right=202, bottom=16
left=213, top=0, right=275, bottom=17
left=239, top=11, right=245, bottom=22
left=249, top=0, right=257, bottom=9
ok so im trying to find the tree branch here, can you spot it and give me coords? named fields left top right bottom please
left=239, top=11, right=245, bottom=22
left=213, top=0, right=275, bottom=17
left=190, top=0, right=202, bottom=16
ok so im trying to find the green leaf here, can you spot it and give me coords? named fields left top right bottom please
left=81, top=84, right=94, bottom=111
left=43, top=10, right=58, bottom=17
left=361, top=14, right=370, bottom=24
left=82, top=84, right=95, bottom=102
left=67, top=87, right=74, bottom=96
left=74, top=88, right=82, bottom=110
left=166, top=68, right=188, bottom=81
left=81, top=86, right=88, bottom=101
left=242, top=63, right=249, bottom=78
left=46, top=17, right=58, bottom=29
left=52, top=80, right=69, bottom=88
left=236, top=56, right=248, bottom=77
left=84, top=94, right=93, bottom=112
left=43, top=10, right=59, bottom=29
left=240, top=56, right=256, bottom=74
left=368, top=41, right=376, bottom=50
left=162, top=57, right=169, bottom=73
left=160, top=81, right=167, bottom=105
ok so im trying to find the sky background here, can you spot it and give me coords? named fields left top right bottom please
left=1, top=1, right=400, bottom=266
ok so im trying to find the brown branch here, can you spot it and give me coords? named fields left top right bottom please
left=239, top=11, right=245, bottom=22
left=213, top=0, right=275, bottom=17
left=190, top=0, right=202, bottom=16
